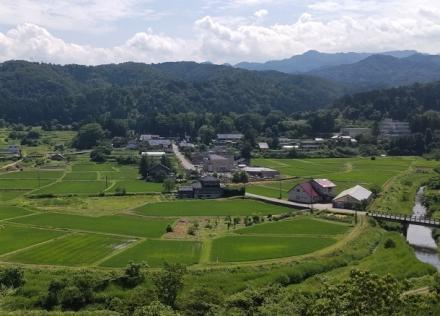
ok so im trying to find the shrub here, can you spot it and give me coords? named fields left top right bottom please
left=166, top=224, right=173, bottom=233
left=384, top=238, right=397, bottom=249
left=0, top=267, right=25, bottom=288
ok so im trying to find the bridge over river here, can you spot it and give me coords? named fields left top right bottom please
left=367, top=211, right=440, bottom=237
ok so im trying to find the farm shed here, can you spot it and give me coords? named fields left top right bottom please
left=332, top=185, right=372, bottom=210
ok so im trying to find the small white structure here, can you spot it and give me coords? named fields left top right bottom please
left=258, top=142, right=269, bottom=150
left=141, top=151, right=166, bottom=157
left=332, top=185, right=373, bottom=210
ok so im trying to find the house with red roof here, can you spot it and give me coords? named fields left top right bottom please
left=288, top=179, right=337, bottom=204
left=288, top=182, right=322, bottom=204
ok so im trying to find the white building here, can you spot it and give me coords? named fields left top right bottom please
left=332, top=185, right=373, bottom=210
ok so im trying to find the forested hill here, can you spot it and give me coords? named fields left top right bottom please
left=335, top=80, right=440, bottom=122
left=309, top=54, right=440, bottom=92
left=0, top=60, right=343, bottom=124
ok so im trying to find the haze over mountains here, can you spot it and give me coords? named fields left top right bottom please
left=236, top=50, right=440, bottom=92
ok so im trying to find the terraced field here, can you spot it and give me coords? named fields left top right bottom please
left=135, top=199, right=295, bottom=217
left=211, top=235, right=336, bottom=262
left=10, top=213, right=174, bottom=238
left=211, top=216, right=351, bottom=262
left=247, top=157, right=433, bottom=198
left=3, top=233, right=131, bottom=266
left=0, top=225, right=65, bottom=255
left=0, top=205, right=32, bottom=220
left=101, top=239, right=202, bottom=268
left=236, top=217, right=350, bottom=236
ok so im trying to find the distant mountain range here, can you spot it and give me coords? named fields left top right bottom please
left=235, top=50, right=419, bottom=73
left=236, top=50, right=440, bottom=92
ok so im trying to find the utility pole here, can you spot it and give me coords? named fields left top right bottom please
left=279, top=178, right=282, bottom=199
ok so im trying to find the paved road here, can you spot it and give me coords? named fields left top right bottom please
left=172, top=143, right=196, bottom=171
left=245, top=193, right=364, bottom=215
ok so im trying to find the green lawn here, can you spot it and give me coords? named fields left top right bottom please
left=210, top=235, right=336, bottom=262
left=0, top=225, right=64, bottom=255
left=33, top=180, right=107, bottom=195
left=101, top=239, right=202, bottom=268
left=3, top=233, right=130, bottom=266
left=0, top=206, right=32, bottom=220
left=135, top=199, right=295, bottom=217
left=236, top=217, right=351, bottom=236
left=11, top=213, right=174, bottom=238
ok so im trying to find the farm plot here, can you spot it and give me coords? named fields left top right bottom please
left=11, top=213, right=174, bottom=238
left=248, top=157, right=417, bottom=198
left=0, top=225, right=65, bottom=255
left=0, top=190, right=29, bottom=201
left=112, top=180, right=162, bottom=193
left=63, top=172, right=98, bottom=181
left=72, top=163, right=116, bottom=172
left=236, top=217, right=351, bottom=236
left=0, top=206, right=32, bottom=220
left=0, top=170, right=63, bottom=179
left=0, top=179, right=54, bottom=189
left=135, top=199, right=295, bottom=217
left=102, top=239, right=202, bottom=268
left=3, top=233, right=131, bottom=266
left=33, top=180, right=107, bottom=195
left=210, top=235, right=336, bottom=262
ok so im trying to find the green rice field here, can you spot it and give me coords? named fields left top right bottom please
left=0, top=225, right=65, bottom=255
left=247, top=157, right=434, bottom=198
left=135, top=199, right=295, bottom=217
left=210, top=235, right=336, bottom=262
left=0, top=206, right=32, bottom=220
left=3, top=233, right=130, bottom=266
left=10, top=213, right=174, bottom=238
left=236, top=217, right=351, bottom=236
left=101, top=239, right=202, bottom=268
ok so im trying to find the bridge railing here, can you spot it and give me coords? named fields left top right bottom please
left=367, top=211, right=440, bottom=225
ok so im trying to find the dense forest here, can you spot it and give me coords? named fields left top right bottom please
left=0, top=61, right=343, bottom=125
left=335, top=80, right=440, bottom=122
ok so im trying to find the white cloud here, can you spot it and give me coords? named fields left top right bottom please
left=0, top=0, right=157, bottom=33
left=254, top=9, right=269, bottom=18
left=1, top=0, right=440, bottom=64
left=0, top=23, right=197, bottom=65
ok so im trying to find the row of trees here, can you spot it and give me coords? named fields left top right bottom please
left=2, top=265, right=440, bottom=315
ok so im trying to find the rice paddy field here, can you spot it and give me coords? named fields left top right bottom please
left=247, top=156, right=438, bottom=199
left=0, top=151, right=435, bottom=271
left=0, top=200, right=351, bottom=267
left=135, top=199, right=296, bottom=217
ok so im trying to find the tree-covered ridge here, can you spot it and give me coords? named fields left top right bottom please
left=335, top=80, right=440, bottom=122
left=0, top=60, right=343, bottom=124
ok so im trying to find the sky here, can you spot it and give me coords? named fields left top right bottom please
left=0, top=0, right=440, bottom=65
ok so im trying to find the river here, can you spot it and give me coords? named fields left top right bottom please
left=406, top=187, right=440, bottom=270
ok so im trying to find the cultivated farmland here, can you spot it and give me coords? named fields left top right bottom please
left=135, top=199, right=295, bottom=217
left=101, top=239, right=202, bottom=268
left=10, top=213, right=174, bottom=238
left=236, top=217, right=351, bottom=236
left=0, top=225, right=65, bottom=255
left=210, top=235, right=337, bottom=262
left=3, top=233, right=132, bottom=266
